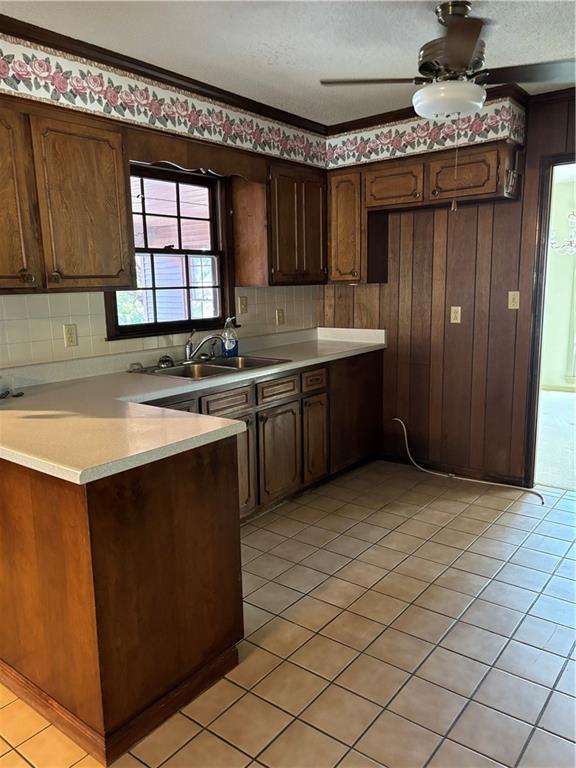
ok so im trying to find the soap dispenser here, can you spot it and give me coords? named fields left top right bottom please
left=222, top=317, right=239, bottom=358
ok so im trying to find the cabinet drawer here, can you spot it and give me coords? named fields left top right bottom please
left=302, top=368, right=327, bottom=392
left=257, top=375, right=300, bottom=405
left=201, top=386, right=254, bottom=416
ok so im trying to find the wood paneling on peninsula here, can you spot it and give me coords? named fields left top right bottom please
left=324, top=91, right=575, bottom=485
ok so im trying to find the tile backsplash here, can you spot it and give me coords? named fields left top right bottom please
left=0, top=286, right=324, bottom=370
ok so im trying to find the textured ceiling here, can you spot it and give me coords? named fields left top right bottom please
left=0, top=1, right=574, bottom=124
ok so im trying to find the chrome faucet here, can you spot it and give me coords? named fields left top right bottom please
left=184, top=331, right=224, bottom=361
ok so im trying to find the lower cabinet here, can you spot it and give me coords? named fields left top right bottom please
left=237, top=413, right=258, bottom=517
left=258, top=400, right=302, bottom=504
left=303, top=393, right=329, bottom=485
left=329, top=351, right=383, bottom=473
left=146, top=353, right=384, bottom=520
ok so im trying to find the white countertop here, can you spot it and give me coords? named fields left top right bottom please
left=0, top=329, right=386, bottom=485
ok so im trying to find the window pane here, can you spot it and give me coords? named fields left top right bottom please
left=190, top=287, right=220, bottom=319
left=133, top=214, right=145, bottom=247
left=117, top=290, right=155, bottom=325
left=188, top=255, right=219, bottom=286
left=181, top=219, right=212, bottom=250
left=143, top=178, right=177, bottom=216
left=155, top=289, right=189, bottom=323
left=135, top=254, right=153, bottom=287
left=146, top=216, right=179, bottom=249
left=131, top=177, right=142, bottom=213
left=180, top=184, right=210, bottom=218
left=154, top=255, right=187, bottom=288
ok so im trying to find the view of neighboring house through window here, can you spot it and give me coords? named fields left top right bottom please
left=106, top=165, right=228, bottom=338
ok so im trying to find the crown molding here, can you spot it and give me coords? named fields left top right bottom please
left=0, top=13, right=328, bottom=135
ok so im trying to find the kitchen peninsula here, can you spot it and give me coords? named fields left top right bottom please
left=0, top=331, right=386, bottom=765
left=0, top=381, right=246, bottom=765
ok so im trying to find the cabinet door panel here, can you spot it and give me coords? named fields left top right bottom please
left=329, top=173, right=362, bottom=281
left=0, top=108, right=43, bottom=289
left=31, top=115, right=134, bottom=289
left=300, top=178, right=326, bottom=281
left=270, top=171, right=299, bottom=282
left=428, top=149, right=499, bottom=200
left=303, top=393, right=328, bottom=485
left=365, top=162, right=424, bottom=207
left=258, top=401, right=301, bottom=504
left=238, top=414, right=258, bottom=517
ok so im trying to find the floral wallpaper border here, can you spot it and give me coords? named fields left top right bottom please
left=0, top=33, right=526, bottom=169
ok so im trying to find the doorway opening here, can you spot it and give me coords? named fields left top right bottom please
left=534, top=160, right=576, bottom=490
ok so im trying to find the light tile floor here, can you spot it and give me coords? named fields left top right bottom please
left=1, top=461, right=575, bottom=768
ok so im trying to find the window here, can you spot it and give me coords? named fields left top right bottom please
left=105, top=165, right=233, bottom=339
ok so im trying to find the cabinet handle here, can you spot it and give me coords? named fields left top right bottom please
left=431, top=188, right=439, bottom=197
left=412, top=191, right=421, bottom=199
left=50, top=271, right=63, bottom=283
left=351, top=270, right=359, bottom=278
left=259, top=414, right=268, bottom=424
left=19, top=270, right=36, bottom=285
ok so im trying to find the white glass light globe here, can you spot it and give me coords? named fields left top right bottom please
left=412, top=80, right=487, bottom=119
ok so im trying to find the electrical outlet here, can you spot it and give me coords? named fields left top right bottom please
left=275, top=308, right=285, bottom=326
left=508, top=290, right=520, bottom=310
left=238, top=295, right=248, bottom=314
left=63, top=323, right=78, bottom=347
left=450, top=306, right=461, bottom=324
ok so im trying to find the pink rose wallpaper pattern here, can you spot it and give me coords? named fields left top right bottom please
left=0, top=34, right=526, bottom=169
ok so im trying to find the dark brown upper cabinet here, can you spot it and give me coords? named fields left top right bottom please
left=30, top=115, right=134, bottom=290
left=232, top=164, right=327, bottom=286
left=328, top=171, right=362, bottom=282
left=365, top=161, right=424, bottom=207
left=362, top=141, right=520, bottom=212
left=427, top=147, right=500, bottom=200
left=0, top=107, right=44, bottom=290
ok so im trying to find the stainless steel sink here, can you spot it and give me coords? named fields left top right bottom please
left=152, top=363, right=233, bottom=379
left=210, top=356, right=290, bottom=369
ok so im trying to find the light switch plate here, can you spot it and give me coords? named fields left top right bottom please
left=63, top=323, right=78, bottom=347
left=275, top=308, right=285, bottom=325
left=450, top=306, right=461, bottom=324
left=238, top=295, right=248, bottom=314
left=508, top=291, right=520, bottom=310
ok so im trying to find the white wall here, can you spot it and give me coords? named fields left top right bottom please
left=0, top=285, right=324, bottom=370
left=540, top=172, right=576, bottom=392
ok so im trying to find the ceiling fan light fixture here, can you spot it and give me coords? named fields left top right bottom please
left=412, top=79, right=486, bottom=119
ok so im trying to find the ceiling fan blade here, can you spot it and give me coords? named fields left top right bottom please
left=476, top=59, right=575, bottom=84
left=445, top=16, right=485, bottom=71
left=320, top=77, right=429, bottom=86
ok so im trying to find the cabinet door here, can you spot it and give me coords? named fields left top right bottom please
left=258, top=401, right=301, bottom=504
left=299, top=178, right=327, bottom=282
left=365, top=162, right=424, bottom=207
left=0, top=108, right=43, bottom=290
left=237, top=414, right=258, bottom=518
left=303, top=393, right=328, bottom=485
left=329, top=173, right=362, bottom=281
left=269, top=169, right=299, bottom=283
left=428, top=149, right=499, bottom=200
left=30, top=115, right=134, bottom=290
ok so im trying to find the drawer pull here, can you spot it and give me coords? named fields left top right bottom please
left=431, top=188, right=439, bottom=198
left=50, top=270, right=63, bottom=283
left=412, top=190, right=421, bottom=199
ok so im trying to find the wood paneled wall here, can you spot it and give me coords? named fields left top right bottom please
left=324, top=91, right=575, bottom=485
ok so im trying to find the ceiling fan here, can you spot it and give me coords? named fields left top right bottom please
left=320, top=0, right=575, bottom=118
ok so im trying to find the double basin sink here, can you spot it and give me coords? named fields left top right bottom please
left=150, top=356, right=290, bottom=380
